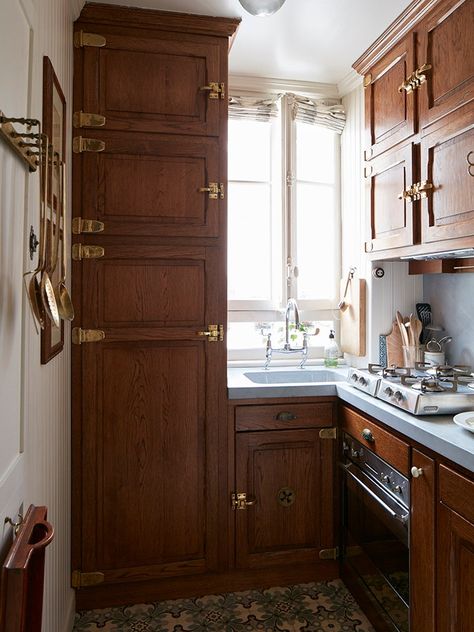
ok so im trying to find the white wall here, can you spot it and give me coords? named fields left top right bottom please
left=340, top=83, right=422, bottom=366
left=0, top=1, right=83, bottom=630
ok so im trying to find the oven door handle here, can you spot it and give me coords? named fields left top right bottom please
left=343, top=464, right=409, bottom=526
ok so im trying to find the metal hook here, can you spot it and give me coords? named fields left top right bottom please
left=4, top=514, right=24, bottom=535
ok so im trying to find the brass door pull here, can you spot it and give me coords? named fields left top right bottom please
left=276, top=411, right=297, bottom=421
left=362, top=428, right=375, bottom=442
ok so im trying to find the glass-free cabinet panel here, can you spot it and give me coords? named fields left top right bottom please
left=364, top=34, right=416, bottom=160
left=366, top=143, right=417, bottom=253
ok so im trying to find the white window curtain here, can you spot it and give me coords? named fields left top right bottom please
left=228, top=94, right=281, bottom=122
left=287, top=93, right=345, bottom=133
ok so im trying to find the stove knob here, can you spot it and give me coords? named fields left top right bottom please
left=358, top=376, right=368, bottom=386
left=384, top=386, right=394, bottom=397
left=394, top=390, right=404, bottom=402
left=351, top=449, right=360, bottom=459
left=351, top=373, right=358, bottom=382
left=393, top=485, right=403, bottom=494
left=382, top=474, right=390, bottom=484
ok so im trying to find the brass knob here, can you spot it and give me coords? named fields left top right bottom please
left=362, top=428, right=374, bottom=443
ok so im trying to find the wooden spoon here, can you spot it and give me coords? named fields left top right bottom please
left=396, top=311, right=410, bottom=347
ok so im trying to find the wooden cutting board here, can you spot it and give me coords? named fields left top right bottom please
left=386, top=321, right=404, bottom=367
left=340, top=277, right=366, bottom=356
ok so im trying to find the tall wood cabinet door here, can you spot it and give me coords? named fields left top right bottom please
left=420, top=108, right=474, bottom=244
left=234, top=429, right=334, bottom=569
left=418, top=0, right=474, bottom=131
left=75, top=245, right=225, bottom=584
left=78, top=29, right=225, bottom=136
left=410, top=450, right=435, bottom=632
left=366, top=143, right=417, bottom=253
left=78, top=131, right=222, bottom=238
left=364, top=34, right=416, bottom=160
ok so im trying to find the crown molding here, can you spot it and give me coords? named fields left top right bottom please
left=229, top=74, right=339, bottom=100
left=337, top=70, right=363, bottom=97
left=353, top=0, right=440, bottom=75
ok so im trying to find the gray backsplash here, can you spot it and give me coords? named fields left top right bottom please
left=423, top=274, right=474, bottom=366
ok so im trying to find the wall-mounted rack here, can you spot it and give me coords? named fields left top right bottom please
left=0, top=111, right=41, bottom=172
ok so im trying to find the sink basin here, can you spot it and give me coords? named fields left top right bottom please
left=243, top=370, right=346, bottom=384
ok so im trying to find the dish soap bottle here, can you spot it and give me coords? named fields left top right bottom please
left=324, top=330, right=340, bottom=367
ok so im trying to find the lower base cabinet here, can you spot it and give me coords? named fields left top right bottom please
left=232, top=400, right=337, bottom=571
left=438, top=464, right=474, bottom=632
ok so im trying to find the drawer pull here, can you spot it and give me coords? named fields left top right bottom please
left=411, top=466, right=423, bottom=478
left=276, top=411, right=297, bottom=421
left=362, top=428, right=374, bottom=442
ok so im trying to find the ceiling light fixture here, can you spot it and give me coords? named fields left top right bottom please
left=238, top=0, right=287, bottom=17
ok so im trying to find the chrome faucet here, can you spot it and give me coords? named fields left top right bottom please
left=264, top=298, right=310, bottom=370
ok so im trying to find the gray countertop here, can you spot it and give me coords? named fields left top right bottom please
left=228, top=366, right=474, bottom=474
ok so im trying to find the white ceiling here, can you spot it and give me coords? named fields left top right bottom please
left=85, top=0, right=411, bottom=86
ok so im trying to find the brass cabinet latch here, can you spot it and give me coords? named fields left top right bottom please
left=72, top=570, right=105, bottom=588
left=411, top=180, right=433, bottom=200
left=73, top=111, right=106, bottom=129
left=398, top=187, right=415, bottom=202
left=73, top=137, right=105, bottom=154
left=319, top=427, right=337, bottom=440
left=199, top=182, right=224, bottom=200
left=74, top=30, right=106, bottom=48
left=72, top=217, right=105, bottom=234
left=398, top=63, right=432, bottom=93
left=197, top=324, right=224, bottom=342
left=72, top=328, right=106, bottom=345
left=231, top=492, right=256, bottom=510
left=319, top=547, right=339, bottom=560
left=200, top=82, right=225, bottom=99
left=72, top=244, right=105, bottom=261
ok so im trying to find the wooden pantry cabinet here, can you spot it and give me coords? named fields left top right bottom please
left=72, top=4, right=239, bottom=609
left=355, top=0, right=474, bottom=259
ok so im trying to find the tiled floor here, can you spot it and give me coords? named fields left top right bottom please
left=74, top=579, right=375, bottom=631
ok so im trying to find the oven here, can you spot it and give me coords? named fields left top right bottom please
left=341, top=432, right=410, bottom=632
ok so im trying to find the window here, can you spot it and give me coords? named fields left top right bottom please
left=228, top=92, right=342, bottom=360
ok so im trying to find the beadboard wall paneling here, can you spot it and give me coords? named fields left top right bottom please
left=0, top=0, right=75, bottom=630
left=341, top=85, right=422, bottom=366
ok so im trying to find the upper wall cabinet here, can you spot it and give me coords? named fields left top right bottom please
left=354, top=0, right=474, bottom=260
left=364, top=34, right=416, bottom=160
left=418, top=0, right=473, bottom=131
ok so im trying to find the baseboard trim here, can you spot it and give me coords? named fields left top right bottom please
left=76, top=562, right=338, bottom=611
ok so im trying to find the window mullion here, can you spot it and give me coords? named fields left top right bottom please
left=282, top=95, right=297, bottom=302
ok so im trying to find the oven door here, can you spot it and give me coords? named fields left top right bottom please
left=342, top=461, right=410, bottom=632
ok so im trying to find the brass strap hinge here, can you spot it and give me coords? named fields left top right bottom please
left=73, top=111, right=106, bottom=128
left=72, top=328, right=105, bottom=345
left=73, top=136, right=105, bottom=154
left=72, top=217, right=105, bottom=234
left=319, top=427, right=337, bottom=440
left=319, top=547, right=339, bottom=560
left=74, top=30, right=106, bottom=48
left=72, top=570, right=105, bottom=588
left=198, top=182, right=224, bottom=200
left=231, top=492, right=256, bottom=510
left=197, top=324, right=224, bottom=342
left=72, top=243, right=105, bottom=261
left=200, top=82, right=225, bottom=99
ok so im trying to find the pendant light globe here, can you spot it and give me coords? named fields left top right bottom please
left=238, top=0, right=287, bottom=17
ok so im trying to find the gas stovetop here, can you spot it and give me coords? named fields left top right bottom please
left=348, top=363, right=474, bottom=415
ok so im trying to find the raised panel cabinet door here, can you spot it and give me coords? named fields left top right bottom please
left=74, top=245, right=225, bottom=584
left=410, top=450, right=435, bottom=632
left=78, top=131, right=222, bottom=237
left=420, top=107, right=474, bottom=244
left=234, top=429, right=334, bottom=569
left=364, top=34, right=416, bottom=160
left=77, top=29, right=225, bottom=136
left=418, top=0, right=474, bottom=131
left=366, top=143, right=417, bottom=253
left=437, top=504, right=474, bottom=632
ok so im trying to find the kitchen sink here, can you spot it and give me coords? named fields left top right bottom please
left=243, top=369, right=346, bottom=384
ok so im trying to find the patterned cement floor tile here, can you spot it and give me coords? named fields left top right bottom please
left=74, top=579, right=375, bottom=632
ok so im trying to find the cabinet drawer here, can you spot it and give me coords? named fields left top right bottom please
left=340, top=405, right=410, bottom=475
left=235, top=402, right=334, bottom=431
left=439, top=464, right=474, bottom=524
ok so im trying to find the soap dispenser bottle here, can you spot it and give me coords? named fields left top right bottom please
left=324, top=329, right=340, bottom=367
